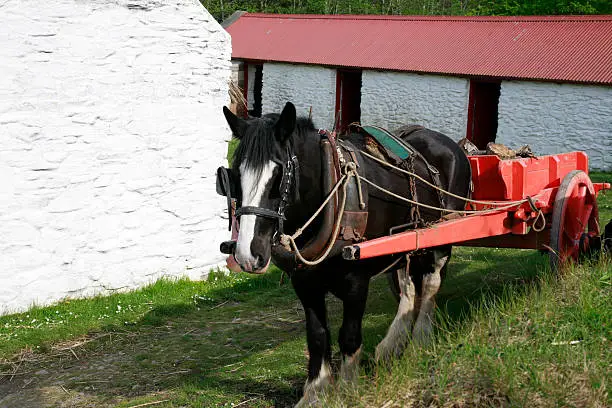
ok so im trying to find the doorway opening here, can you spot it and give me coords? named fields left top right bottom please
left=466, top=80, right=501, bottom=149
left=249, top=64, right=263, bottom=117
left=335, top=69, right=362, bottom=134
left=239, top=61, right=263, bottom=118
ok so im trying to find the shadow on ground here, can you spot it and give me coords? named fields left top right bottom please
left=0, top=249, right=547, bottom=407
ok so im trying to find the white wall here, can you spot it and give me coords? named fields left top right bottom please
left=361, top=70, right=469, bottom=138
left=0, top=0, right=232, bottom=315
left=262, top=63, right=336, bottom=129
left=497, top=81, right=611, bottom=170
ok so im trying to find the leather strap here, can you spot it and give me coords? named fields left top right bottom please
left=217, top=167, right=234, bottom=231
left=235, top=206, right=284, bottom=220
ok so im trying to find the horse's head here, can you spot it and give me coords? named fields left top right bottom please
left=220, top=102, right=297, bottom=273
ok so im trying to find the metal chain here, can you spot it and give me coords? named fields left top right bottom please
left=406, top=154, right=422, bottom=224
left=360, top=149, right=530, bottom=207
left=359, top=176, right=525, bottom=214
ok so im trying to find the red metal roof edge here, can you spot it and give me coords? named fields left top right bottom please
left=228, top=13, right=612, bottom=85
left=236, top=58, right=612, bottom=86
left=239, top=13, right=612, bottom=23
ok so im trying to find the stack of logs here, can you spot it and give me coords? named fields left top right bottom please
left=458, top=138, right=536, bottom=159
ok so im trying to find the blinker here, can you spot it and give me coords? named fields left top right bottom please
left=220, top=240, right=236, bottom=254
left=216, top=167, right=238, bottom=198
left=216, top=166, right=238, bottom=231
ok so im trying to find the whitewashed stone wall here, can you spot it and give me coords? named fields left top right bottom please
left=498, top=81, right=611, bottom=170
left=361, top=71, right=469, bottom=138
left=262, top=63, right=336, bottom=128
left=0, top=0, right=232, bottom=314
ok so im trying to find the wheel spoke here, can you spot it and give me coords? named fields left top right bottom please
left=562, top=229, right=579, bottom=251
left=564, top=184, right=587, bottom=240
left=587, top=197, right=600, bottom=235
left=578, top=204, right=593, bottom=234
left=566, top=245, right=579, bottom=261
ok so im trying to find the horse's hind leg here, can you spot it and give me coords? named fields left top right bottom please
left=412, top=247, right=450, bottom=345
left=375, top=255, right=416, bottom=363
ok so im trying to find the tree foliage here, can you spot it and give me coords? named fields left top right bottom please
left=201, top=0, right=610, bottom=22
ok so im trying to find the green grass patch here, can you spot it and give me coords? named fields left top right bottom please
left=0, top=172, right=610, bottom=407
left=0, top=269, right=305, bottom=406
left=591, top=171, right=612, bottom=223
left=227, top=137, right=238, bottom=164
left=325, top=257, right=611, bottom=408
left=0, top=270, right=281, bottom=358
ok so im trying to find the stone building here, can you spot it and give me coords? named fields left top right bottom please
left=225, top=14, right=611, bottom=170
left=0, top=0, right=231, bottom=314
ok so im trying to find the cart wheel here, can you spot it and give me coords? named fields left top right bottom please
left=549, top=170, right=600, bottom=272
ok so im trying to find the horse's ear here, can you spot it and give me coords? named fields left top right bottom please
left=275, top=102, right=296, bottom=143
left=223, top=106, right=247, bottom=139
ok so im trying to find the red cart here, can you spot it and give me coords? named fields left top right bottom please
left=342, top=151, right=610, bottom=270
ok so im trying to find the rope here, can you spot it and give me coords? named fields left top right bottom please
left=280, top=149, right=545, bottom=266
left=526, top=196, right=547, bottom=232
left=286, top=173, right=347, bottom=242
left=280, top=163, right=358, bottom=266
left=372, top=256, right=404, bottom=279
left=532, top=210, right=547, bottom=232
left=359, top=149, right=529, bottom=207
left=359, top=176, right=524, bottom=214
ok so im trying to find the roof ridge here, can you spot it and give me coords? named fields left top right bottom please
left=242, top=13, right=612, bottom=23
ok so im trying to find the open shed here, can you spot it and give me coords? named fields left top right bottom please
left=0, top=0, right=231, bottom=314
left=226, top=13, right=612, bottom=170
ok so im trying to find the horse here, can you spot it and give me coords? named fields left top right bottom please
left=218, top=102, right=472, bottom=406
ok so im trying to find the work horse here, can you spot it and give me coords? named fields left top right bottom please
left=217, top=102, right=471, bottom=406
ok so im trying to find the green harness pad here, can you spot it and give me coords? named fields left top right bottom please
left=360, top=125, right=415, bottom=160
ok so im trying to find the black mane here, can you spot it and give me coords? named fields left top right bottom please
left=296, top=116, right=317, bottom=132
left=232, top=114, right=316, bottom=174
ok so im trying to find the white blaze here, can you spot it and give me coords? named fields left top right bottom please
left=235, top=161, right=278, bottom=270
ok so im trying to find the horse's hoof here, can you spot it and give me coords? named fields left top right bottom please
left=294, top=393, right=321, bottom=408
left=374, top=342, right=392, bottom=365
left=375, top=339, right=404, bottom=365
left=412, top=325, right=432, bottom=346
left=339, top=347, right=360, bottom=383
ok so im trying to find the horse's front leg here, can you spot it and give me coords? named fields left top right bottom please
left=412, top=247, right=450, bottom=344
left=294, top=290, right=332, bottom=407
left=338, top=277, right=369, bottom=384
left=375, top=256, right=416, bottom=363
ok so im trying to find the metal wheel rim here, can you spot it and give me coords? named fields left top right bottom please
left=549, top=170, right=599, bottom=272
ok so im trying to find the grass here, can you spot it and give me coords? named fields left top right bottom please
left=0, top=270, right=305, bottom=407
left=325, top=257, right=611, bottom=408
left=0, top=172, right=610, bottom=407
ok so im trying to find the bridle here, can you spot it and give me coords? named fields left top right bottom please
left=216, top=145, right=300, bottom=245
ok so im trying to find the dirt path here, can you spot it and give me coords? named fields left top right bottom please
left=0, top=299, right=309, bottom=407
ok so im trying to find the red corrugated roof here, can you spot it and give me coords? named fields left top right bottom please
left=226, top=14, right=612, bottom=84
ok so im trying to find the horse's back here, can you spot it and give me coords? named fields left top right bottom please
left=397, top=127, right=471, bottom=210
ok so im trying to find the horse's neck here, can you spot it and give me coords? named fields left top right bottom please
left=286, top=130, right=324, bottom=227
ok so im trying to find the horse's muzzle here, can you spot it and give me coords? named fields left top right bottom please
left=221, top=240, right=270, bottom=274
